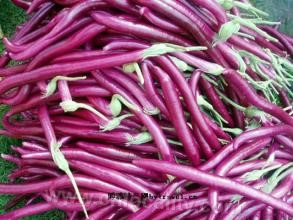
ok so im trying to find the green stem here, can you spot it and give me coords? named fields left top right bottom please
left=127, top=132, right=153, bottom=145
left=101, top=114, right=133, bottom=132
left=215, top=88, right=246, bottom=112
left=228, top=14, right=278, bottom=42
left=239, top=50, right=270, bottom=65
left=142, top=43, right=207, bottom=59
left=123, top=62, right=144, bottom=84
left=280, top=67, right=293, bottom=80
left=111, top=94, right=140, bottom=113
left=60, top=100, right=108, bottom=121
left=222, top=127, right=243, bottom=135
left=253, top=63, right=282, bottom=88
left=170, top=56, right=194, bottom=72
left=161, top=126, right=176, bottom=131
left=44, top=76, right=86, bottom=97
left=241, top=149, right=267, bottom=163
left=230, top=48, right=247, bottom=73
left=50, top=142, right=88, bottom=218
left=235, top=32, right=255, bottom=40
left=197, top=95, right=228, bottom=125
left=202, top=75, right=219, bottom=86
left=233, top=1, right=269, bottom=17
left=167, top=139, right=183, bottom=146
left=247, top=19, right=280, bottom=26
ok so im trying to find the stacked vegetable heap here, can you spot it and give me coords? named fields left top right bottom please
left=0, top=0, right=292, bottom=219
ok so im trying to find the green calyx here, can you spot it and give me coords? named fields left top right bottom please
left=190, top=62, right=224, bottom=76
left=123, top=62, right=144, bottom=84
left=50, top=142, right=88, bottom=218
left=110, top=97, right=122, bottom=117
left=206, top=64, right=225, bottom=76
left=214, top=20, right=241, bottom=46
left=44, top=76, right=86, bottom=97
left=110, top=94, right=140, bottom=117
left=217, top=0, right=234, bottom=10
left=60, top=100, right=108, bottom=121
left=127, top=132, right=153, bottom=145
left=170, top=56, right=194, bottom=72
left=142, top=43, right=207, bottom=60
left=108, top=91, right=158, bottom=116
left=222, top=127, right=243, bottom=135
left=143, top=107, right=160, bottom=115
left=101, top=114, right=133, bottom=132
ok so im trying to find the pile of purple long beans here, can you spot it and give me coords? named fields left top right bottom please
left=0, top=0, right=292, bottom=219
